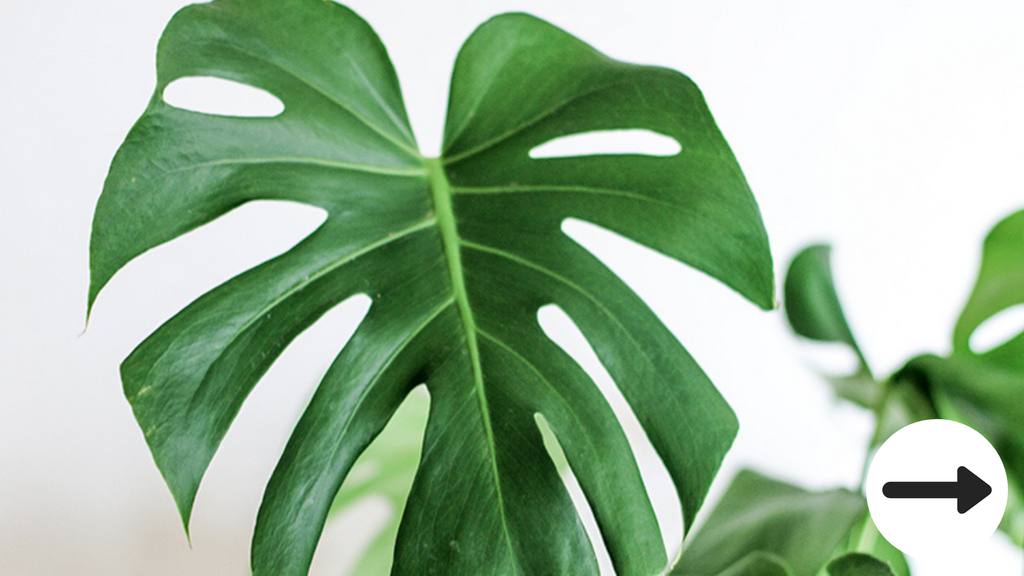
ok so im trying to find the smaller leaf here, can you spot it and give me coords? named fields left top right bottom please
left=826, top=553, right=896, bottom=576
left=899, top=355, right=1024, bottom=488
left=784, top=245, right=876, bottom=407
left=672, top=470, right=865, bottom=576
left=954, top=209, right=1024, bottom=365
left=842, top=515, right=910, bottom=576
left=897, top=353, right=1024, bottom=545
left=870, top=373, right=938, bottom=448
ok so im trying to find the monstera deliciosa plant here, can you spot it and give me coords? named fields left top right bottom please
left=784, top=210, right=1024, bottom=555
left=88, top=0, right=785, bottom=574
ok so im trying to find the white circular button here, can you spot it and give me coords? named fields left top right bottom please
left=865, top=419, right=1007, bottom=558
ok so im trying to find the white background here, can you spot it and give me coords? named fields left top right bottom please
left=2, top=0, right=1023, bottom=574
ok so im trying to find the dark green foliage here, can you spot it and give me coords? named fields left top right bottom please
left=89, top=1, right=773, bottom=574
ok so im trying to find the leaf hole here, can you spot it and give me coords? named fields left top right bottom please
left=529, top=129, right=681, bottom=159
left=537, top=304, right=682, bottom=556
left=317, top=387, right=429, bottom=575
left=163, top=76, right=285, bottom=117
left=533, top=413, right=615, bottom=576
left=969, top=303, right=1024, bottom=354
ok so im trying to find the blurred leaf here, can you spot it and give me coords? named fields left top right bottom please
left=826, top=553, right=896, bottom=576
left=89, top=2, right=774, bottom=575
left=716, top=552, right=795, bottom=576
left=954, top=210, right=1024, bottom=367
left=896, top=354, right=1024, bottom=544
left=1000, top=482, right=1024, bottom=548
left=672, top=470, right=864, bottom=576
left=842, top=515, right=909, bottom=576
left=328, top=391, right=428, bottom=576
left=870, top=373, right=938, bottom=448
left=784, top=245, right=876, bottom=407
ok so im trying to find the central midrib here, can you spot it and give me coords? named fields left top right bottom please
left=425, top=157, right=519, bottom=568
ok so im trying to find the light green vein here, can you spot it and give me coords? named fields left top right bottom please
left=162, top=156, right=427, bottom=177
left=442, top=79, right=626, bottom=165
left=425, top=158, right=521, bottom=573
left=135, top=218, right=437, bottom=407
left=451, top=184, right=690, bottom=212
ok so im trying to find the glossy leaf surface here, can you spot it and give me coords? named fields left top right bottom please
left=783, top=245, right=876, bottom=407
left=672, top=470, right=864, bottom=576
left=89, top=1, right=773, bottom=575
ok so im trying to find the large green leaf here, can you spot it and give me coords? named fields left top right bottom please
left=89, top=1, right=773, bottom=575
left=671, top=470, right=865, bottom=576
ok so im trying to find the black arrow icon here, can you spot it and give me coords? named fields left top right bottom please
left=883, top=466, right=992, bottom=514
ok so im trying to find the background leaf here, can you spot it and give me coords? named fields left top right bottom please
left=883, top=210, right=1024, bottom=546
left=89, top=1, right=773, bottom=575
left=327, top=390, right=428, bottom=576
left=826, top=552, right=896, bottom=576
left=840, top=516, right=910, bottom=576
left=783, top=245, right=876, bottom=407
left=715, top=552, right=795, bottom=576
left=953, top=209, right=1024, bottom=363
left=672, top=470, right=865, bottom=576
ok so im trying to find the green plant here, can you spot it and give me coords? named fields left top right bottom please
left=338, top=427, right=905, bottom=576
left=89, top=0, right=779, bottom=574
left=781, top=209, right=1024, bottom=571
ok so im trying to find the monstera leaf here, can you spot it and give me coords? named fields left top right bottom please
left=783, top=245, right=877, bottom=408
left=784, top=210, right=1024, bottom=548
left=671, top=470, right=865, bottom=576
left=89, top=1, right=773, bottom=574
left=899, top=209, right=1024, bottom=545
left=783, top=246, right=935, bottom=443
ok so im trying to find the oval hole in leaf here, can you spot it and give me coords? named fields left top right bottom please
left=794, top=340, right=861, bottom=377
left=537, top=304, right=682, bottom=549
left=969, top=303, right=1024, bottom=354
left=529, top=129, right=681, bottom=159
left=163, top=76, right=284, bottom=117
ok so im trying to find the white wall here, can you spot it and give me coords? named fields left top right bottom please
left=1, top=1, right=1022, bottom=574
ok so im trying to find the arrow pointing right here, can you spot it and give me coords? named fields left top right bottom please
left=883, top=466, right=992, bottom=514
